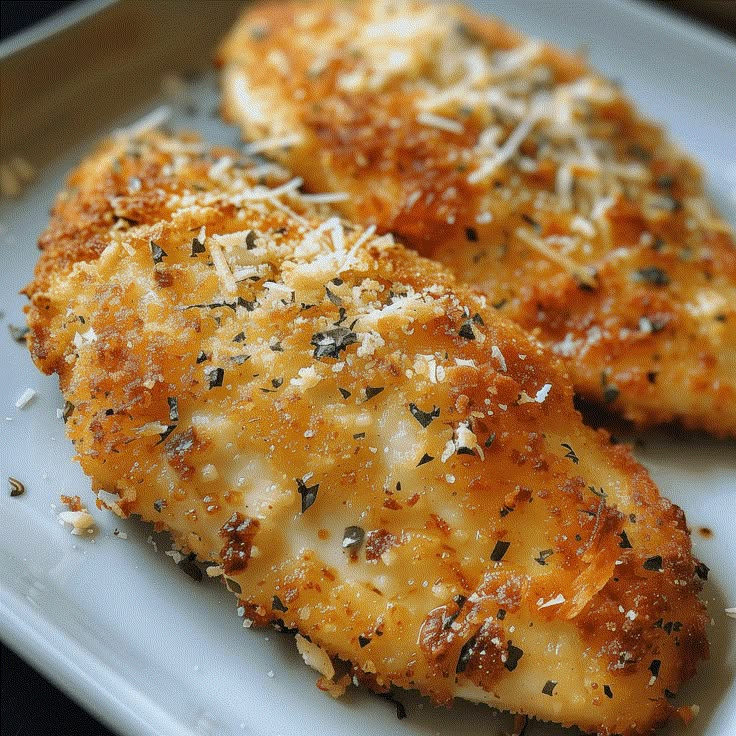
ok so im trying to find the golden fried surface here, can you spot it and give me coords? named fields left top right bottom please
left=219, top=0, right=736, bottom=436
left=25, top=132, right=708, bottom=735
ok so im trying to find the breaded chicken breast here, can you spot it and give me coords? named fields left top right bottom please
left=25, top=131, right=708, bottom=735
left=218, top=0, right=736, bottom=436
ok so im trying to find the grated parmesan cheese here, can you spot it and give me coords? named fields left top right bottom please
left=416, top=111, right=465, bottom=135
left=15, top=388, right=37, bottom=409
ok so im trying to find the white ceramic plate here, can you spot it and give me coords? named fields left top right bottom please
left=1, top=1, right=734, bottom=735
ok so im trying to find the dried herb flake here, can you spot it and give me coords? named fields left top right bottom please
left=311, top=327, right=358, bottom=359
left=408, top=403, right=440, bottom=428
left=534, top=549, right=554, bottom=565
left=504, top=642, right=524, bottom=672
left=456, top=636, right=476, bottom=673
left=695, top=562, right=709, bottom=580
left=634, top=266, right=670, bottom=287
left=8, top=324, right=29, bottom=342
left=150, top=240, right=167, bottom=264
left=458, top=321, right=476, bottom=340
left=364, top=386, right=384, bottom=401
left=9, top=477, right=25, bottom=497
left=190, top=237, right=205, bottom=257
left=296, top=477, right=319, bottom=513
left=342, top=525, right=365, bottom=551
left=207, top=367, right=224, bottom=389
left=490, top=540, right=510, bottom=561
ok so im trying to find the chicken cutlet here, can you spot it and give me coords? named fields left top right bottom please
left=218, top=0, right=736, bottom=436
left=24, top=131, right=708, bottom=735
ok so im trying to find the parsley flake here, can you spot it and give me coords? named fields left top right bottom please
left=643, top=555, right=663, bottom=571
left=408, top=402, right=440, bottom=428
left=364, top=386, right=384, bottom=401
left=458, top=321, right=476, bottom=340
left=490, top=540, right=510, bottom=561
left=342, top=526, right=365, bottom=551
left=634, top=266, right=670, bottom=287
left=190, top=237, right=205, bottom=256
left=534, top=549, right=554, bottom=565
left=311, top=327, right=358, bottom=359
left=296, top=477, right=319, bottom=513
left=150, top=240, right=167, bottom=264
left=207, top=367, right=224, bottom=389
left=504, top=642, right=524, bottom=672
left=272, top=595, right=288, bottom=612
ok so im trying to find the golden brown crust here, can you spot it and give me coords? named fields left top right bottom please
left=25, top=132, right=708, bottom=736
left=218, top=0, right=736, bottom=436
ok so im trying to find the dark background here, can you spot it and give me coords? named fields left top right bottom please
left=1, top=2, right=734, bottom=736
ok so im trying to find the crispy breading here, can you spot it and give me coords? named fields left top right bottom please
left=218, top=0, right=736, bottom=436
left=25, top=132, right=708, bottom=736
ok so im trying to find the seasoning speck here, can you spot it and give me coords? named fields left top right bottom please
left=191, top=236, right=205, bottom=256
left=296, top=477, right=319, bottom=513
left=504, top=642, right=524, bottom=672
left=643, top=555, right=663, bottom=571
left=179, top=555, right=203, bottom=582
left=8, top=324, right=29, bottom=342
left=458, top=321, right=475, bottom=340
left=342, top=525, right=365, bottom=551
left=534, top=548, right=553, bottom=565
left=456, top=636, right=476, bottom=673
left=408, top=402, right=439, bottom=428
left=634, top=266, right=670, bottom=286
left=490, top=539, right=510, bottom=561
left=207, top=367, right=224, bottom=389
left=364, top=386, right=384, bottom=401
left=694, top=562, right=709, bottom=581
left=311, top=327, right=357, bottom=359
left=150, top=240, right=167, bottom=264
left=542, top=680, right=557, bottom=696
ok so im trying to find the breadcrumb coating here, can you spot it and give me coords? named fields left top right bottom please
left=25, top=132, right=708, bottom=735
left=219, top=0, right=736, bottom=436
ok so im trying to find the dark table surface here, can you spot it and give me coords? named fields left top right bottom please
left=1, top=2, right=733, bottom=736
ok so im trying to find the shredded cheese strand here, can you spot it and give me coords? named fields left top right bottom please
left=514, top=228, right=597, bottom=289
